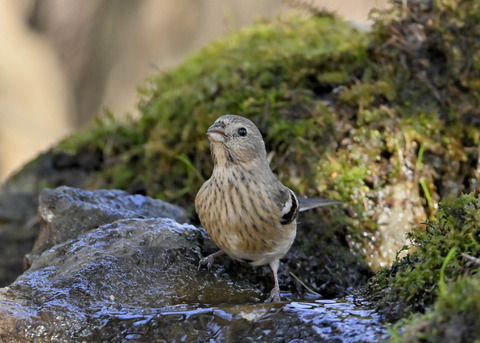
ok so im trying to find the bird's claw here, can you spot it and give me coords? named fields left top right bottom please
left=265, top=285, right=281, bottom=302
left=198, top=254, right=215, bottom=270
left=198, top=250, right=224, bottom=270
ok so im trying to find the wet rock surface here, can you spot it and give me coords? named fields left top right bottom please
left=28, top=186, right=188, bottom=265
left=0, top=218, right=261, bottom=341
left=0, top=218, right=386, bottom=343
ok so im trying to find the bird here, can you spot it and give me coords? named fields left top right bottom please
left=195, top=114, right=340, bottom=302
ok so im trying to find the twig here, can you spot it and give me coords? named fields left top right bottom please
left=289, top=272, right=321, bottom=296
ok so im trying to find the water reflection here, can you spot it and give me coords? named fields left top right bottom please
left=90, top=296, right=388, bottom=342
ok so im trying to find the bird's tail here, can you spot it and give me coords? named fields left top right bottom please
left=298, top=198, right=342, bottom=212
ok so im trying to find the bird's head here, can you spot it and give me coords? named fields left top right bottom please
left=207, top=114, right=267, bottom=166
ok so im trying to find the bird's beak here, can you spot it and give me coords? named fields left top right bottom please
left=206, top=122, right=228, bottom=143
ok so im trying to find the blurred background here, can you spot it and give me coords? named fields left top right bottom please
left=0, top=0, right=388, bottom=183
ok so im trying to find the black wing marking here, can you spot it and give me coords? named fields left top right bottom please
left=280, top=189, right=299, bottom=225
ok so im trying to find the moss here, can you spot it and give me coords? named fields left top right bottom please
left=136, top=14, right=368, bottom=204
left=365, top=193, right=480, bottom=324
left=391, top=274, right=480, bottom=343
left=354, top=2, right=480, bottom=337
left=56, top=14, right=368, bottom=206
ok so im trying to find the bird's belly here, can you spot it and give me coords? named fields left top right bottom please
left=204, top=208, right=296, bottom=266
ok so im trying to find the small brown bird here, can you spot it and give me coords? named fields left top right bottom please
left=195, top=114, right=339, bottom=302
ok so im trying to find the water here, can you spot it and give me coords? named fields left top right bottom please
left=86, top=295, right=389, bottom=342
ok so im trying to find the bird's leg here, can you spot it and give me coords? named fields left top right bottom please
left=198, top=250, right=224, bottom=270
left=265, top=259, right=281, bottom=302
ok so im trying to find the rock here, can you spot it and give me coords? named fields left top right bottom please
left=0, top=216, right=386, bottom=342
left=0, top=218, right=262, bottom=342
left=0, top=151, right=98, bottom=286
left=363, top=181, right=426, bottom=270
left=26, top=186, right=189, bottom=267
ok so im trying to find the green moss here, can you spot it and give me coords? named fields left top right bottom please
left=390, top=274, right=480, bottom=343
left=366, top=194, right=480, bottom=323
left=56, top=14, right=369, bottom=206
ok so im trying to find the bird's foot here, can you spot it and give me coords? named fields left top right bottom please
left=198, top=250, right=224, bottom=270
left=198, top=254, right=215, bottom=270
left=265, top=285, right=281, bottom=302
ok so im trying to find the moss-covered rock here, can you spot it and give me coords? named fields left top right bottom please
left=57, top=14, right=369, bottom=204
left=391, top=273, right=480, bottom=343
left=365, top=193, right=480, bottom=341
left=366, top=194, right=480, bottom=319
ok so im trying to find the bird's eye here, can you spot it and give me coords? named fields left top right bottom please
left=237, top=127, right=247, bottom=136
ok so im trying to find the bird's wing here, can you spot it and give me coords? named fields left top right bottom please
left=298, top=198, right=342, bottom=212
left=279, top=188, right=299, bottom=225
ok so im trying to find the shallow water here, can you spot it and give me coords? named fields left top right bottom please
left=86, top=295, right=389, bottom=342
